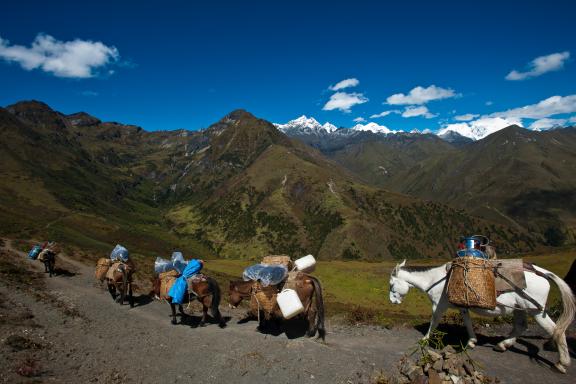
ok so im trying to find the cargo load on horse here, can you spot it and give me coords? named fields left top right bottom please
left=447, top=236, right=497, bottom=309
left=229, top=254, right=325, bottom=339
left=103, top=244, right=135, bottom=307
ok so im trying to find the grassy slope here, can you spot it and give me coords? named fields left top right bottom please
left=204, top=249, right=576, bottom=323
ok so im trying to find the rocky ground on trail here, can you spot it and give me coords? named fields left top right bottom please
left=0, top=239, right=575, bottom=384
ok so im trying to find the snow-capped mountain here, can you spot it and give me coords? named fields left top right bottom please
left=437, top=117, right=522, bottom=141
left=274, top=115, right=337, bottom=135
left=351, top=122, right=396, bottom=134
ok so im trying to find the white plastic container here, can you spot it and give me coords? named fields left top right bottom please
left=277, top=289, right=304, bottom=319
left=294, top=254, right=316, bottom=273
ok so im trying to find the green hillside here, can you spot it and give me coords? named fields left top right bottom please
left=0, top=101, right=535, bottom=260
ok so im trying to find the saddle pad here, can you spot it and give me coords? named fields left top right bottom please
left=494, top=259, right=526, bottom=293
left=106, top=262, right=123, bottom=280
left=186, top=274, right=208, bottom=293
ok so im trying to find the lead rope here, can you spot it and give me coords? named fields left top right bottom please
left=252, top=284, right=261, bottom=325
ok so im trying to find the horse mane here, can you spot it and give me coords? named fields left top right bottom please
left=401, top=265, right=438, bottom=272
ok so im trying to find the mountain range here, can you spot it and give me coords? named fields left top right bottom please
left=1, top=101, right=570, bottom=262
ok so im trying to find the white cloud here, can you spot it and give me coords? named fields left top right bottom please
left=323, top=92, right=368, bottom=113
left=438, top=117, right=522, bottom=140
left=454, top=113, right=479, bottom=121
left=353, top=117, right=366, bottom=123
left=352, top=122, right=394, bottom=134
left=0, top=34, right=119, bottom=78
left=490, top=95, right=576, bottom=120
left=329, top=78, right=359, bottom=91
left=81, top=90, right=99, bottom=96
left=386, top=85, right=458, bottom=105
left=569, top=116, right=576, bottom=123
left=506, top=51, right=570, bottom=81
left=369, top=110, right=399, bottom=118
left=529, top=118, right=567, bottom=131
left=486, top=101, right=493, bottom=106
left=401, top=106, right=436, bottom=119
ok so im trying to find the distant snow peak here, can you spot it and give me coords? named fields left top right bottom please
left=438, top=117, right=523, bottom=140
left=352, top=122, right=394, bottom=134
left=275, top=115, right=337, bottom=134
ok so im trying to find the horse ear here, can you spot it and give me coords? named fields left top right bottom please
left=399, top=259, right=406, bottom=268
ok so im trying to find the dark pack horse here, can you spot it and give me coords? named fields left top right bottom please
left=39, top=250, right=56, bottom=277
left=152, top=275, right=226, bottom=328
left=229, top=274, right=326, bottom=340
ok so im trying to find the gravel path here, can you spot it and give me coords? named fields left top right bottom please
left=0, top=239, right=574, bottom=383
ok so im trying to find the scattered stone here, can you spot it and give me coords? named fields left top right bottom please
left=427, top=348, right=442, bottom=362
left=428, top=370, right=442, bottom=384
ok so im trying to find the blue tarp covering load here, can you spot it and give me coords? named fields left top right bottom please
left=110, top=244, right=129, bottom=262
left=168, top=259, right=203, bottom=304
left=243, top=264, right=288, bottom=287
left=28, top=245, right=42, bottom=260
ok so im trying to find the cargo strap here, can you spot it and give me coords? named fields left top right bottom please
left=426, top=276, right=446, bottom=293
left=493, top=267, right=543, bottom=312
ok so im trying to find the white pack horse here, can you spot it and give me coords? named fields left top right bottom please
left=389, top=260, right=575, bottom=373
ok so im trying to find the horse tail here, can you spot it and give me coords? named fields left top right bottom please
left=207, top=277, right=226, bottom=328
left=149, top=276, right=161, bottom=298
left=308, top=275, right=326, bottom=341
left=536, top=265, right=575, bottom=367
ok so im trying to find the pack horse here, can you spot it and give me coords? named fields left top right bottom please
left=389, top=260, right=575, bottom=373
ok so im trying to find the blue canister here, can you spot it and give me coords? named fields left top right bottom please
left=465, top=237, right=476, bottom=249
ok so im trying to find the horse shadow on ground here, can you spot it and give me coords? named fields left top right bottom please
left=51, top=267, right=76, bottom=277
left=132, top=294, right=154, bottom=307
left=177, top=313, right=232, bottom=329
left=236, top=315, right=311, bottom=339
left=414, top=323, right=573, bottom=369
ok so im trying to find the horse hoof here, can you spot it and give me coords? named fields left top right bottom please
left=494, top=343, right=507, bottom=352
left=554, top=362, right=567, bottom=374
left=171, top=320, right=178, bottom=325
left=467, top=338, right=477, bottom=349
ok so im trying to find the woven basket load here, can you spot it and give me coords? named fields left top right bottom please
left=159, top=273, right=178, bottom=300
left=250, top=282, right=279, bottom=319
left=262, top=255, right=293, bottom=270
left=447, top=257, right=496, bottom=309
left=95, top=258, right=113, bottom=281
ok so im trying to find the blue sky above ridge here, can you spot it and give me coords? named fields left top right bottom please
left=0, top=0, right=575, bottom=133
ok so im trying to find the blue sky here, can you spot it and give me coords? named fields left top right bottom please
left=1, top=0, right=575, bottom=133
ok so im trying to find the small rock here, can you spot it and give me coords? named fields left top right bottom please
left=407, top=366, right=424, bottom=381
left=411, top=374, right=428, bottom=384
left=432, top=358, right=444, bottom=372
left=427, top=349, right=442, bottom=362
left=424, top=363, right=431, bottom=373
left=428, top=370, right=442, bottom=384
left=442, top=345, right=456, bottom=356
left=463, top=362, right=474, bottom=376
left=450, top=374, right=460, bottom=384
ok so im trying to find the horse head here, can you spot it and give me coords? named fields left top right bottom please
left=228, top=280, right=249, bottom=308
left=389, top=259, right=411, bottom=304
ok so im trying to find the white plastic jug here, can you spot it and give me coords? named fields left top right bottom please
left=277, top=289, right=304, bottom=319
left=295, top=254, right=316, bottom=272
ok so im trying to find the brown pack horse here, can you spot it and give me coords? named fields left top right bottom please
left=107, top=261, right=135, bottom=307
left=228, top=274, right=325, bottom=340
left=151, top=275, right=226, bottom=328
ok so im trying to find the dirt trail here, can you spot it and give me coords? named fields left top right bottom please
left=1, top=239, right=575, bottom=383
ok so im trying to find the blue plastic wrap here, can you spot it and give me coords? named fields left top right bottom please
left=456, top=249, right=487, bottom=259
left=110, top=244, right=129, bottom=262
left=243, top=264, right=288, bottom=287
left=154, top=257, right=174, bottom=274
left=171, top=252, right=188, bottom=273
left=28, top=245, right=42, bottom=260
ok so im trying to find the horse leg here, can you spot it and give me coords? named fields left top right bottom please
left=107, top=283, right=117, bottom=300
left=200, top=302, right=208, bottom=327
left=495, top=310, right=527, bottom=352
left=533, top=312, right=570, bottom=373
left=128, top=283, right=134, bottom=308
left=460, top=309, right=477, bottom=348
left=170, top=302, right=178, bottom=325
left=178, top=305, right=186, bottom=316
left=49, top=258, right=55, bottom=277
left=423, top=299, right=448, bottom=341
